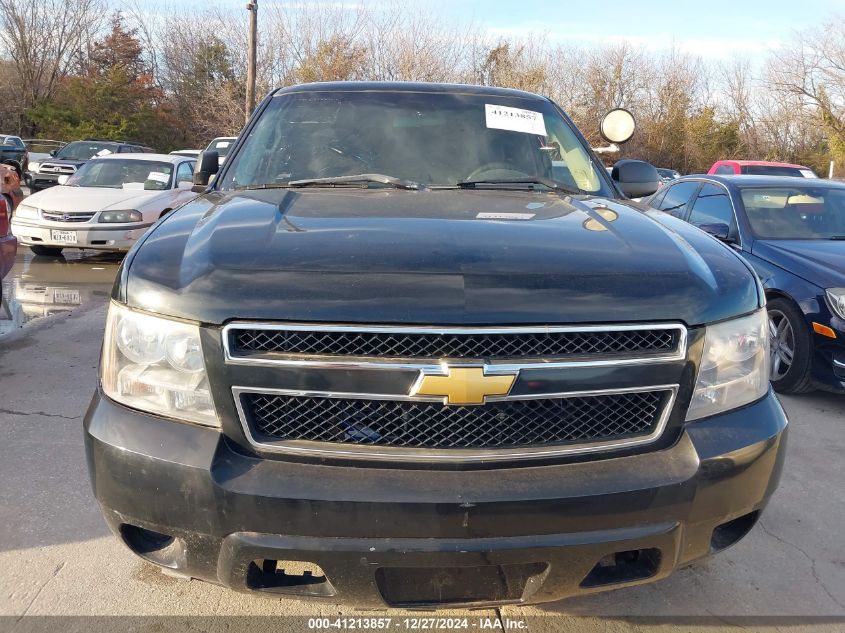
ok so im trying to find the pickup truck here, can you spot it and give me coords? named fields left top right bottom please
left=0, top=135, right=28, bottom=178
left=84, top=82, right=787, bottom=607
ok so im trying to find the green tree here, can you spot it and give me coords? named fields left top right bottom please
left=27, top=11, right=179, bottom=149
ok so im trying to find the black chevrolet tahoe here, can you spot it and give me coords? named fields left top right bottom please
left=85, top=82, right=787, bottom=607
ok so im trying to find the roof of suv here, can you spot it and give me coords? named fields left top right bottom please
left=273, top=81, right=550, bottom=101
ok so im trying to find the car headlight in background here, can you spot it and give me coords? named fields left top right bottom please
left=686, top=309, right=769, bottom=421
left=29, top=161, right=41, bottom=173
left=99, top=209, right=142, bottom=223
left=101, top=301, right=219, bottom=427
left=826, top=288, right=845, bottom=320
left=14, top=204, right=39, bottom=220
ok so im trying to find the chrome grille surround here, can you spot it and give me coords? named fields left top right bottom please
left=41, top=210, right=96, bottom=223
left=225, top=322, right=687, bottom=462
left=38, top=163, right=76, bottom=174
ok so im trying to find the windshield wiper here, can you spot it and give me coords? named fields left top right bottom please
left=289, top=174, right=420, bottom=190
left=456, top=176, right=582, bottom=195
left=234, top=174, right=421, bottom=191
left=829, top=236, right=845, bottom=240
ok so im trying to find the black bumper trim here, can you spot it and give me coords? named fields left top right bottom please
left=85, top=389, right=788, bottom=606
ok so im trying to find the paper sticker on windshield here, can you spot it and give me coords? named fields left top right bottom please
left=96, top=149, right=112, bottom=156
left=485, top=104, right=547, bottom=136
left=215, top=141, right=231, bottom=148
left=799, top=169, right=817, bottom=178
left=476, top=212, right=535, bottom=220
left=147, top=171, right=169, bottom=183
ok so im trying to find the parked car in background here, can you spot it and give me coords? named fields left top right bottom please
left=30, top=139, right=155, bottom=192
left=0, top=135, right=28, bottom=178
left=645, top=174, right=845, bottom=394
left=12, top=154, right=197, bottom=256
left=708, top=160, right=817, bottom=178
left=0, top=164, right=20, bottom=294
left=24, top=140, right=67, bottom=183
left=657, top=168, right=681, bottom=182
left=169, top=149, right=201, bottom=158
left=204, top=136, right=237, bottom=166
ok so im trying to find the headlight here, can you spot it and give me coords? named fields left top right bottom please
left=686, top=309, right=769, bottom=421
left=101, top=301, right=219, bottom=427
left=29, top=161, right=41, bottom=172
left=826, top=288, right=845, bottom=320
left=99, top=209, right=142, bottom=223
left=15, top=204, right=39, bottom=219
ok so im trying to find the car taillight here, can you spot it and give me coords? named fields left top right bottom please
left=0, top=197, right=9, bottom=236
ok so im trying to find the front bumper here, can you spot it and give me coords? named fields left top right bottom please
left=85, top=390, right=788, bottom=607
left=11, top=218, right=152, bottom=251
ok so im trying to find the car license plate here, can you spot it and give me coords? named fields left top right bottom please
left=50, top=230, right=77, bottom=244
left=52, top=289, right=81, bottom=304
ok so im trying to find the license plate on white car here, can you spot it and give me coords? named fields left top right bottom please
left=50, top=230, right=77, bottom=244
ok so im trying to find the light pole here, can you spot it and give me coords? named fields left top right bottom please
left=245, top=0, right=258, bottom=123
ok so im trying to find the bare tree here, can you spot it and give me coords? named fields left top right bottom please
left=0, top=0, right=103, bottom=111
left=769, top=16, right=845, bottom=162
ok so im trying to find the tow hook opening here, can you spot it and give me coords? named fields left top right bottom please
left=246, top=559, right=337, bottom=597
left=120, top=524, right=186, bottom=569
left=580, top=548, right=662, bottom=588
left=710, top=510, right=760, bottom=553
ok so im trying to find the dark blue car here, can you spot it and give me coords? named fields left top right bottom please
left=646, top=174, right=845, bottom=394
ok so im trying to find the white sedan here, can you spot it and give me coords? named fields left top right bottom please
left=11, top=154, right=197, bottom=256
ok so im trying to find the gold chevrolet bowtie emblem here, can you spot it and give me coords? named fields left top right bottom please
left=412, top=366, right=517, bottom=405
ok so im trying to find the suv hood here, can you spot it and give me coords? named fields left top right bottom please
left=39, top=158, right=87, bottom=170
left=752, top=239, right=845, bottom=289
left=122, top=189, right=760, bottom=326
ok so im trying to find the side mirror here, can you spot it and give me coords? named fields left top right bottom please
left=612, top=159, right=660, bottom=198
left=49, top=149, right=57, bottom=157
left=57, top=174, right=69, bottom=185
left=600, top=109, right=636, bottom=144
left=192, top=150, right=219, bottom=192
left=698, top=222, right=731, bottom=242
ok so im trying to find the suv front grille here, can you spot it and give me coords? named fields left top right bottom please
left=240, top=390, right=670, bottom=450
left=231, top=327, right=679, bottom=360
left=38, top=163, right=76, bottom=174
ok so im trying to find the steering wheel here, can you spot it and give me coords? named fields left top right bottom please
left=464, top=162, right=530, bottom=181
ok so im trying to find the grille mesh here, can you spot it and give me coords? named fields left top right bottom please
left=232, top=328, right=678, bottom=360
left=243, top=390, right=667, bottom=450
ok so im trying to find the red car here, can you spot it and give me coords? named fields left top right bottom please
left=708, top=160, right=817, bottom=178
left=1, top=163, right=21, bottom=288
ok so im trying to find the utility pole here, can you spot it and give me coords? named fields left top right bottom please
left=245, top=0, right=258, bottom=123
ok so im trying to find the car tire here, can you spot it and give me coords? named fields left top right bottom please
left=30, top=245, right=64, bottom=257
left=767, top=297, right=814, bottom=394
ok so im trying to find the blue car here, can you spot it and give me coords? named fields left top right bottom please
left=645, top=174, right=845, bottom=394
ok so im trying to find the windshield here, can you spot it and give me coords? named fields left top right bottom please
left=218, top=91, right=609, bottom=194
left=207, top=138, right=235, bottom=158
left=742, top=165, right=816, bottom=178
left=56, top=141, right=119, bottom=161
left=741, top=185, right=845, bottom=239
left=66, top=159, right=173, bottom=190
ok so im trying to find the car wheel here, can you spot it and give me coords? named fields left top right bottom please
left=30, top=245, right=64, bottom=257
left=767, top=298, right=814, bottom=394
